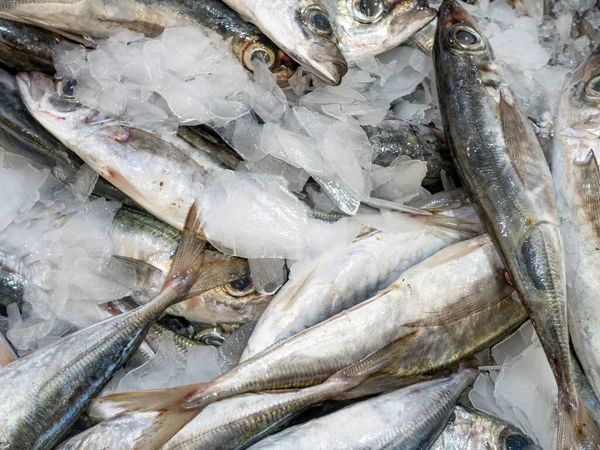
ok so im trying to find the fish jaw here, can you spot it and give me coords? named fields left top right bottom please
left=332, top=0, right=436, bottom=59
left=247, top=0, right=347, bottom=85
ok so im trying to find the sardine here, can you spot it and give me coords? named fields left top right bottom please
left=219, top=0, right=347, bottom=84
left=100, top=235, right=524, bottom=448
left=247, top=369, right=479, bottom=450
left=433, top=2, right=600, bottom=447
left=111, top=206, right=272, bottom=325
left=58, top=335, right=413, bottom=450
left=552, top=48, right=600, bottom=411
left=17, top=71, right=223, bottom=231
left=241, top=206, right=480, bottom=360
left=0, top=203, right=246, bottom=450
left=430, top=405, right=541, bottom=450
left=363, top=120, right=455, bottom=190
left=321, top=0, right=436, bottom=60
left=0, top=0, right=296, bottom=84
left=0, top=19, right=59, bottom=72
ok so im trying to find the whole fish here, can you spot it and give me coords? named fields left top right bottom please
left=430, top=405, right=541, bottom=450
left=247, top=369, right=479, bottom=450
left=0, top=0, right=296, bottom=84
left=552, top=49, right=600, bottom=409
left=0, top=19, right=59, bottom=72
left=433, top=1, right=600, bottom=447
left=363, top=121, right=454, bottom=191
left=219, top=0, right=347, bottom=84
left=58, top=334, right=410, bottom=450
left=18, top=71, right=223, bottom=231
left=112, top=206, right=272, bottom=325
left=321, top=0, right=436, bottom=60
left=241, top=205, right=481, bottom=360
left=0, top=66, right=134, bottom=205
left=101, top=234, right=523, bottom=448
left=0, top=204, right=244, bottom=450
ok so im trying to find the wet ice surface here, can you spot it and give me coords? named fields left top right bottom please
left=0, top=151, right=136, bottom=353
left=469, top=321, right=557, bottom=450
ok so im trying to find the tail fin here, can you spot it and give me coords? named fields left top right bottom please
left=97, top=383, right=206, bottom=450
left=556, top=392, right=600, bottom=450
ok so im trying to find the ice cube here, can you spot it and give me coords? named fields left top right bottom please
left=246, top=59, right=288, bottom=122
left=371, top=158, right=428, bottom=204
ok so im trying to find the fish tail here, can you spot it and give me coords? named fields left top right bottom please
left=556, top=391, right=600, bottom=449
left=98, top=382, right=212, bottom=450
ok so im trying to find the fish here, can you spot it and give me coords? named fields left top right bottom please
left=218, top=0, right=347, bottom=85
left=111, top=206, right=272, bottom=325
left=57, top=335, right=412, bottom=450
left=430, top=405, right=541, bottom=450
left=0, top=66, right=134, bottom=205
left=363, top=120, right=455, bottom=191
left=177, top=126, right=242, bottom=170
left=0, top=19, right=60, bottom=72
left=247, top=369, right=479, bottom=450
left=0, top=203, right=245, bottom=450
left=241, top=205, right=481, bottom=360
left=99, top=234, right=524, bottom=448
left=17, top=71, right=223, bottom=231
left=552, top=48, right=600, bottom=409
left=321, top=0, right=436, bottom=60
left=0, top=0, right=296, bottom=85
left=433, top=1, right=600, bottom=447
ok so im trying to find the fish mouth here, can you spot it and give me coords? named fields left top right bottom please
left=304, top=55, right=348, bottom=86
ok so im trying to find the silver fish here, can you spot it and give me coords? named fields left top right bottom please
left=552, top=48, right=600, bottom=407
left=0, top=203, right=244, bottom=450
left=242, top=206, right=480, bottom=360
left=321, top=0, right=436, bottom=60
left=219, top=0, right=347, bottom=84
left=247, top=369, right=479, bottom=450
left=100, top=234, right=523, bottom=449
left=433, top=1, right=600, bottom=447
left=430, top=405, right=540, bottom=450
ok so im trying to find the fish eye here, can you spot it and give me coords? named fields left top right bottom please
left=54, top=78, right=77, bottom=98
left=450, top=25, right=485, bottom=51
left=352, top=0, right=385, bottom=23
left=304, top=7, right=333, bottom=36
left=585, top=75, right=600, bottom=98
left=225, top=275, right=256, bottom=297
left=504, top=433, right=531, bottom=450
left=243, top=41, right=277, bottom=71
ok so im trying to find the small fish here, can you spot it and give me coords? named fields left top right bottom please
left=0, top=203, right=244, bottom=450
left=99, top=235, right=524, bottom=449
left=433, top=2, right=600, bottom=447
left=363, top=120, right=455, bottom=191
left=242, top=206, right=480, bottom=360
left=111, top=206, right=272, bottom=325
left=58, top=334, right=413, bottom=450
left=552, top=48, right=600, bottom=411
left=430, top=405, right=541, bottom=450
left=0, top=0, right=296, bottom=84
left=247, top=369, right=479, bottom=450
left=17, top=71, right=223, bottom=231
left=219, top=0, right=347, bottom=85
left=321, top=0, right=436, bottom=60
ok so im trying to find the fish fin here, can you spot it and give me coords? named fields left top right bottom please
left=335, top=375, right=430, bottom=400
left=556, top=392, right=600, bottom=450
left=184, top=257, right=249, bottom=299
left=573, top=150, right=600, bottom=240
left=362, top=196, right=432, bottom=216
left=404, top=291, right=513, bottom=327
left=162, top=200, right=206, bottom=290
left=328, top=330, right=421, bottom=385
left=421, top=214, right=480, bottom=236
left=130, top=408, right=199, bottom=450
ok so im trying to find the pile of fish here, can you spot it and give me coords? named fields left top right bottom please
left=0, top=0, right=599, bottom=448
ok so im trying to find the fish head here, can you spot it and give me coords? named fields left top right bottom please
left=16, top=71, right=107, bottom=140
left=333, top=0, right=436, bottom=59
left=169, top=273, right=273, bottom=325
left=435, top=0, right=494, bottom=71
left=257, top=0, right=347, bottom=85
left=557, top=47, right=600, bottom=135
